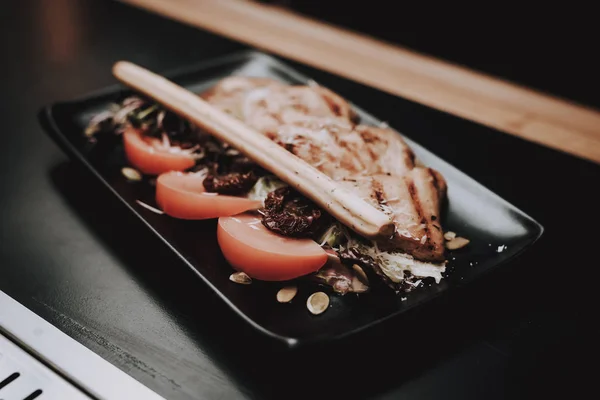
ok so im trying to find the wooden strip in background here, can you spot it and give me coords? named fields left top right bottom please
left=121, top=0, right=600, bottom=164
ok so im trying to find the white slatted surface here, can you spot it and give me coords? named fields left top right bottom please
left=0, top=292, right=165, bottom=400
left=0, top=334, right=90, bottom=400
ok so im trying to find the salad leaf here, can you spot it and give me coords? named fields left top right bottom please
left=246, top=175, right=287, bottom=203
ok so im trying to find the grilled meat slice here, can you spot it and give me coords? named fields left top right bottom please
left=238, top=85, right=356, bottom=137
left=401, top=167, right=447, bottom=261
left=276, top=121, right=378, bottom=180
left=201, top=78, right=415, bottom=179
left=200, top=76, right=285, bottom=120
left=202, top=77, right=446, bottom=263
left=202, top=78, right=398, bottom=178
left=338, top=175, right=426, bottom=253
left=274, top=124, right=416, bottom=181
left=355, top=126, right=415, bottom=177
left=203, top=77, right=356, bottom=137
left=308, top=84, right=358, bottom=122
left=339, top=168, right=447, bottom=262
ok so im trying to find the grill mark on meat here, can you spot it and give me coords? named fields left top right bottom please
left=406, top=150, right=416, bottom=170
left=356, top=126, right=415, bottom=176
left=329, top=102, right=340, bottom=115
left=429, top=168, right=440, bottom=192
left=406, top=177, right=430, bottom=249
left=404, top=168, right=446, bottom=260
left=357, top=126, right=384, bottom=166
left=360, top=130, right=380, bottom=164
left=424, top=168, right=441, bottom=233
left=358, top=129, right=378, bottom=144
left=311, top=85, right=356, bottom=121
left=428, top=168, right=447, bottom=200
left=367, top=146, right=378, bottom=164
left=372, top=179, right=385, bottom=208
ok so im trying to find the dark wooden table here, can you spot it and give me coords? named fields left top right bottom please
left=0, top=1, right=596, bottom=399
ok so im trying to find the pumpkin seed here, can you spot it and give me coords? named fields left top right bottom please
left=276, top=286, right=298, bottom=303
left=307, top=292, right=329, bottom=315
left=229, top=272, right=252, bottom=285
left=121, top=167, right=142, bottom=181
left=444, top=231, right=457, bottom=241
left=445, top=237, right=470, bottom=250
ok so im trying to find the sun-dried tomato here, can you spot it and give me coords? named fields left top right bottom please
left=203, top=171, right=258, bottom=195
left=261, top=187, right=323, bottom=237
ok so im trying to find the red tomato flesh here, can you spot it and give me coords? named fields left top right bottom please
left=123, top=128, right=196, bottom=175
left=156, top=172, right=262, bottom=220
left=217, top=213, right=328, bottom=281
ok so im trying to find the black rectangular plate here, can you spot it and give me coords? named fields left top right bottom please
left=39, top=51, right=543, bottom=347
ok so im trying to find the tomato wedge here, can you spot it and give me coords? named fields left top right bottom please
left=217, top=213, right=328, bottom=281
left=123, top=128, right=196, bottom=175
left=156, top=171, right=262, bottom=220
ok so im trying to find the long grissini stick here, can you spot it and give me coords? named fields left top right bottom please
left=112, top=61, right=394, bottom=239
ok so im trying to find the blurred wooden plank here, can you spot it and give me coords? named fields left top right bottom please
left=121, top=0, right=600, bottom=164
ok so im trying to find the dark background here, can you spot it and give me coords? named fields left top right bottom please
left=1, top=1, right=598, bottom=399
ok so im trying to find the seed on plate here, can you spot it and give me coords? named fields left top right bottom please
left=121, top=167, right=142, bottom=181
left=230, top=272, right=252, bottom=285
left=307, top=292, right=329, bottom=315
left=445, top=237, right=470, bottom=250
left=352, top=264, right=369, bottom=284
left=276, top=286, right=298, bottom=303
left=444, top=231, right=457, bottom=241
